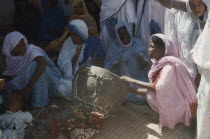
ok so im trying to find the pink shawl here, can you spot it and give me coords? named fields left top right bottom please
left=147, top=34, right=197, bottom=129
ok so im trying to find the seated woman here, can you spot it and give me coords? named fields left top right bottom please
left=58, top=19, right=88, bottom=79
left=121, top=34, right=197, bottom=129
left=2, top=31, right=62, bottom=108
left=47, top=28, right=105, bottom=67
left=104, top=22, right=151, bottom=104
left=68, top=0, right=99, bottom=37
left=39, top=0, right=66, bottom=41
left=56, top=19, right=89, bottom=100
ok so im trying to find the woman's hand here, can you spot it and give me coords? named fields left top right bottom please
left=156, top=0, right=172, bottom=9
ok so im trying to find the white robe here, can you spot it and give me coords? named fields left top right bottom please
left=57, top=37, right=85, bottom=101
left=135, top=0, right=165, bottom=48
left=192, top=0, right=210, bottom=137
left=164, top=5, right=206, bottom=79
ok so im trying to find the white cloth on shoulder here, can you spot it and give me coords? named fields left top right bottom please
left=57, top=37, right=86, bottom=101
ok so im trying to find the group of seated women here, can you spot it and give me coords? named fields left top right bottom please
left=0, top=0, right=210, bottom=139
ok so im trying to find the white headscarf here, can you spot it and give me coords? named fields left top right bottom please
left=69, top=19, right=89, bottom=41
left=2, top=31, right=45, bottom=77
left=193, top=0, right=210, bottom=69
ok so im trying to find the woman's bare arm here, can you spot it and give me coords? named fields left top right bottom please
left=21, top=56, right=47, bottom=97
left=128, top=86, right=148, bottom=96
left=120, top=76, right=154, bottom=91
left=157, top=0, right=187, bottom=12
left=27, top=56, right=47, bottom=88
left=172, top=0, right=187, bottom=11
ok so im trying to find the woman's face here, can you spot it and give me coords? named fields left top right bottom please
left=74, top=2, right=84, bottom=15
left=148, top=40, right=165, bottom=59
left=189, top=0, right=207, bottom=17
left=11, top=39, right=27, bottom=56
left=70, top=31, right=84, bottom=45
left=118, top=26, right=131, bottom=45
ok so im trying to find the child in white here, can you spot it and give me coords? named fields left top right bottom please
left=0, top=93, right=33, bottom=139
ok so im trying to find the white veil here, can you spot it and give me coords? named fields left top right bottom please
left=193, top=0, right=210, bottom=70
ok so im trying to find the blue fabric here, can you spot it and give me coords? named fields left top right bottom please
left=29, top=55, right=62, bottom=107
left=149, top=20, right=162, bottom=36
left=82, top=36, right=105, bottom=63
left=104, top=38, right=146, bottom=69
left=105, top=38, right=149, bottom=104
left=104, top=17, right=117, bottom=39
left=39, top=6, right=66, bottom=41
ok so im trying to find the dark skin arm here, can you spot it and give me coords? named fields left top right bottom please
left=157, top=0, right=187, bottom=12
left=128, top=86, right=148, bottom=96
left=21, top=56, right=47, bottom=97
left=120, top=76, right=154, bottom=91
left=172, top=0, right=187, bottom=11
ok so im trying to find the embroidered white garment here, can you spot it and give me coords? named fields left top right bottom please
left=192, top=1, right=210, bottom=138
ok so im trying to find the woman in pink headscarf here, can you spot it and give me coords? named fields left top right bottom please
left=121, top=34, right=197, bottom=129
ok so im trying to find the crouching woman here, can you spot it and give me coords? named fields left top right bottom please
left=121, top=34, right=197, bottom=129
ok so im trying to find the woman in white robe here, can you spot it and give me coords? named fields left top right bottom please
left=192, top=0, right=210, bottom=138
left=57, top=19, right=89, bottom=100
left=158, top=0, right=208, bottom=79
